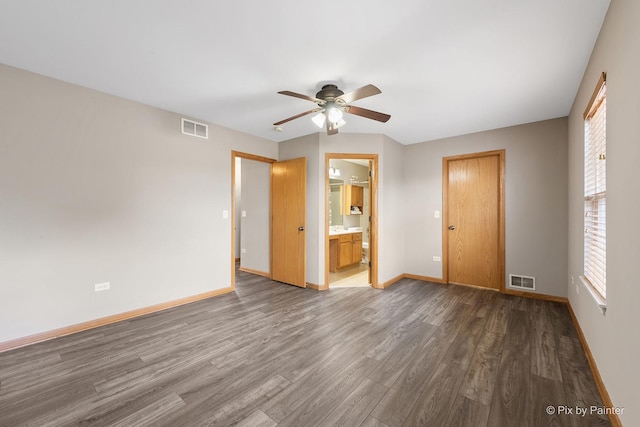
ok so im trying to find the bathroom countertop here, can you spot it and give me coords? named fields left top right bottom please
left=328, top=229, right=363, bottom=237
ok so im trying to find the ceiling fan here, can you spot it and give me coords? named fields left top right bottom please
left=273, top=83, right=390, bottom=135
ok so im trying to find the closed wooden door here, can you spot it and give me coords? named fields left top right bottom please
left=271, top=157, right=306, bottom=287
left=445, top=151, right=504, bottom=290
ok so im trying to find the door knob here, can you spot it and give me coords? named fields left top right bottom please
left=298, top=226, right=305, bottom=231
left=448, top=225, right=456, bottom=230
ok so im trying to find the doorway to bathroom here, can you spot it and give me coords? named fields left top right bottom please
left=325, top=153, right=378, bottom=288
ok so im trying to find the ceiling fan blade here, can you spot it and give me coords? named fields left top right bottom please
left=326, top=119, right=338, bottom=136
left=336, top=84, right=381, bottom=104
left=277, top=90, right=323, bottom=104
left=345, top=105, right=391, bottom=123
left=273, top=108, right=321, bottom=126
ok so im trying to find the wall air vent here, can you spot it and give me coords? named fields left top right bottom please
left=181, top=118, right=208, bottom=139
left=509, top=274, right=535, bottom=290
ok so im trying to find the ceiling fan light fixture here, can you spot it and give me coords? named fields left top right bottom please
left=312, top=113, right=326, bottom=128
left=275, top=83, right=390, bottom=135
left=326, top=106, right=343, bottom=124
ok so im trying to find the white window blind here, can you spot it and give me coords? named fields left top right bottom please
left=583, top=72, right=606, bottom=299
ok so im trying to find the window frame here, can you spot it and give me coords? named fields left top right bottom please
left=581, top=71, right=607, bottom=309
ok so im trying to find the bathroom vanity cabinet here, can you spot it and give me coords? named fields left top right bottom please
left=344, top=185, right=364, bottom=215
left=329, top=232, right=363, bottom=272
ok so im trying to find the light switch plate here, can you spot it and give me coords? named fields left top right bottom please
left=95, top=282, right=110, bottom=292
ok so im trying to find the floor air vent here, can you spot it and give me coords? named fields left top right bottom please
left=181, top=118, right=208, bottom=139
left=509, top=274, right=535, bottom=290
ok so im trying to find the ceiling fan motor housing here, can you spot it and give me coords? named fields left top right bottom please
left=315, top=84, right=344, bottom=102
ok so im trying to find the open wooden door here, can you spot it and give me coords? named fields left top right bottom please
left=444, top=150, right=504, bottom=290
left=271, top=157, right=306, bottom=288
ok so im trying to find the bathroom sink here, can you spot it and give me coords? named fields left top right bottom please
left=329, top=228, right=362, bottom=236
left=329, top=229, right=351, bottom=235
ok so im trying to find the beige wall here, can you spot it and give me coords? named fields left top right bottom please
left=4, top=12, right=637, bottom=416
left=568, top=0, right=640, bottom=424
left=379, top=135, right=406, bottom=283
left=278, top=133, right=322, bottom=286
left=279, top=132, right=407, bottom=286
left=318, top=132, right=408, bottom=285
left=404, top=118, right=569, bottom=296
left=234, top=158, right=242, bottom=258
left=0, top=64, right=278, bottom=343
left=239, top=159, right=270, bottom=274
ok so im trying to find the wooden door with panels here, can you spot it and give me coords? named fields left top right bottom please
left=443, top=150, right=505, bottom=290
left=271, top=157, right=307, bottom=288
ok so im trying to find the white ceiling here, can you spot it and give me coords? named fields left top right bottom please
left=0, top=0, right=610, bottom=145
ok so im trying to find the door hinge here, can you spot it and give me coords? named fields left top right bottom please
left=369, top=261, right=371, bottom=268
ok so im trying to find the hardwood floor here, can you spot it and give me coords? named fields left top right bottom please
left=0, top=270, right=610, bottom=426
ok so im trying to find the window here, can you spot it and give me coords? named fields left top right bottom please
left=583, top=72, right=606, bottom=299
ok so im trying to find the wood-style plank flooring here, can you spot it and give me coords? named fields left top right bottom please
left=0, top=270, right=611, bottom=426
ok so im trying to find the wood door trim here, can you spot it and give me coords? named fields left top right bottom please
left=232, top=151, right=278, bottom=164
left=231, top=151, right=276, bottom=289
left=237, top=266, right=270, bottom=278
left=324, top=153, right=379, bottom=289
left=442, top=149, right=505, bottom=292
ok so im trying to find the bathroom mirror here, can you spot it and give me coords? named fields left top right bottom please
left=329, top=179, right=344, bottom=226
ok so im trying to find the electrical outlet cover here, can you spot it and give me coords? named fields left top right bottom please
left=95, top=282, right=110, bottom=292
